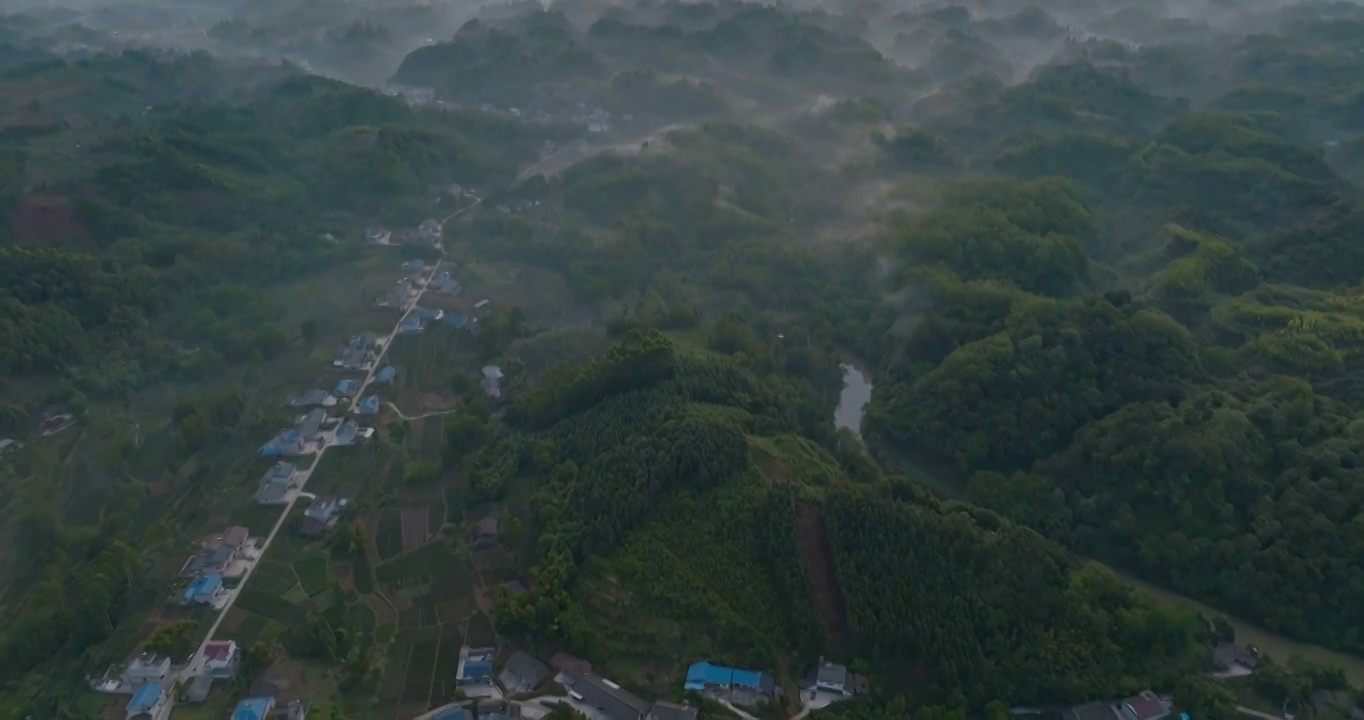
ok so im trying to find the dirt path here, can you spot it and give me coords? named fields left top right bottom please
left=795, top=504, right=851, bottom=652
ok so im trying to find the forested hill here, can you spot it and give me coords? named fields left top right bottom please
left=855, top=6, right=1364, bottom=659
left=469, top=329, right=1204, bottom=713
left=0, top=47, right=557, bottom=404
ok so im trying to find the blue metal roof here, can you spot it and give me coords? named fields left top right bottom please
left=233, top=697, right=274, bottom=720
left=127, top=683, right=162, bottom=712
left=463, top=660, right=492, bottom=679
left=357, top=396, right=380, bottom=414
left=184, top=572, right=222, bottom=600
left=335, top=378, right=362, bottom=394
left=684, top=661, right=766, bottom=691
left=375, top=366, right=396, bottom=382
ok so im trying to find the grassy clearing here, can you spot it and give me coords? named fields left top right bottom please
left=403, top=637, right=440, bottom=707
left=234, top=586, right=308, bottom=628
left=293, top=556, right=330, bottom=595
left=375, top=540, right=461, bottom=588
left=466, top=611, right=497, bottom=647
left=251, top=560, right=300, bottom=596
left=309, top=441, right=393, bottom=497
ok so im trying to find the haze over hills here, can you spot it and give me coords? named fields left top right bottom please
left=4, top=0, right=1364, bottom=719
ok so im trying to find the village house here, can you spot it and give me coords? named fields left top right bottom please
left=374, top=366, right=397, bottom=384
left=364, top=228, right=391, bottom=245
left=572, top=673, right=650, bottom=720
left=182, top=526, right=250, bottom=577
left=800, top=659, right=868, bottom=697
left=684, top=661, right=776, bottom=705
left=233, top=697, right=275, bottom=720
left=1213, top=642, right=1258, bottom=674
left=354, top=396, right=381, bottom=415
left=401, top=259, right=426, bottom=273
left=477, top=700, right=522, bottom=720
left=255, top=462, right=297, bottom=504
left=431, top=270, right=461, bottom=295
left=551, top=651, right=592, bottom=680
left=333, top=419, right=363, bottom=446
left=500, top=650, right=549, bottom=693
left=457, top=646, right=496, bottom=685
left=181, top=572, right=224, bottom=606
left=649, top=701, right=698, bottom=720
left=0, top=438, right=17, bottom=454
left=417, top=218, right=443, bottom=245
left=334, top=334, right=379, bottom=371
left=202, top=640, right=241, bottom=678
left=285, top=390, right=336, bottom=409
left=258, top=429, right=307, bottom=458
left=301, top=496, right=348, bottom=536
left=1119, top=692, right=1172, bottom=720
left=474, top=517, right=499, bottom=546
left=334, top=378, right=362, bottom=396
left=124, top=653, right=172, bottom=686
left=125, top=682, right=171, bottom=720
left=182, top=673, right=214, bottom=704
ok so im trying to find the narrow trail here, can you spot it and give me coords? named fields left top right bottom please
left=383, top=401, right=457, bottom=421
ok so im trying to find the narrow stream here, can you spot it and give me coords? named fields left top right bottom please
left=833, top=364, right=1364, bottom=685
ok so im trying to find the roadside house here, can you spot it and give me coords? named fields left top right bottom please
left=374, top=366, right=397, bottom=384
left=255, top=462, right=297, bottom=504
left=482, top=365, right=504, bottom=399
left=572, top=673, right=649, bottom=720
left=301, top=496, right=348, bottom=536
left=125, top=682, right=169, bottom=720
left=286, top=390, right=336, bottom=408
left=181, top=572, right=223, bottom=606
left=258, top=430, right=307, bottom=458
left=333, top=419, right=360, bottom=446
left=203, top=640, right=240, bottom=678
left=354, top=396, right=381, bottom=415
left=182, top=673, right=213, bottom=704
left=684, top=661, right=776, bottom=696
left=121, top=653, right=171, bottom=685
left=335, top=378, right=362, bottom=396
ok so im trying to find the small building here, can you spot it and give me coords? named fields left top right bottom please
left=301, top=496, right=348, bottom=536
left=255, top=462, right=297, bottom=504
left=298, top=409, right=327, bottom=440
left=284, top=700, right=311, bottom=720
left=203, top=640, right=240, bottom=678
left=500, top=650, right=549, bottom=693
left=1213, top=642, right=1258, bottom=673
left=573, top=674, right=649, bottom=720
left=801, top=659, right=867, bottom=697
left=335, top=378, right=362, bottom=396
left=121, top=653, right=171, bottom=685
left=474, top=517, right=499, bottom=546
left=401, top=259, right=427, bottom=272
left=182, top=673, right=214, bottom=703
left=374, top=366, right=397, bottom=384
left=649, top=701, right=698, bottom=720
left=457, top=646, right=496, bottom=685
left=365, top=228, right=391, bottom=244
left=333, top=419, right=360, bottom=446
left=354, top=396, right=381, bottom=415
left=233, top=697, right=276, bottom=720
left=443, top=312, right=470, bottom=329
left=398, top=315, right=424, bottom=334
left=1119, top=692, right=1172, bottom=720
left=474, top=299, right=491, bottom=310
left=431, top=271, right=461, bottom=294
left=181, top=572, right=223, bottom=606
left=1065, top=702, right=1120, bottom=720
left=0, top=438, right=17, bottom=454
left=683, top=661, right=775, bottom=697
left=482, top=365, right=504, bottom=400
left=125, top=682, right=168, bottom=720
left=286, top=390, right=336, bottom=408
left=258, top=429, right=307, bottom=458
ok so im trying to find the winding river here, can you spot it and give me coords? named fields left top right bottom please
left=833, top=363, right=1364, bottom=686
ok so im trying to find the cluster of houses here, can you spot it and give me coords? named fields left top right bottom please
left=91, top=644, right=252, bottom=720
left=1065, top=691, right=1178, bottom=720
left=447, top=651, right=866, bottom=720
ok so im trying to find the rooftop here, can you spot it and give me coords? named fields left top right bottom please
left=127, top=683, right=162, bottom=712
left=575, top=674, right=650, bottom=720
left=204, top=640, right=236, bottom=661
left=1122, top=693, right=1169, bottom=720
left=375, top=365, right=397, bottom=383
left=651, top=701, right=699, bottom=720
left=233, top=697, right=274, bottom=720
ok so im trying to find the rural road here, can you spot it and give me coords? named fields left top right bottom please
left=1236, top=707, right=1283, bottom=720
left=185, top=258, right=446, bottom=675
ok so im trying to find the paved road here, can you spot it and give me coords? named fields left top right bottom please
left=1237, top=707, right=1283, bottom=720
left=185, top=259, right=445, bottom=675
